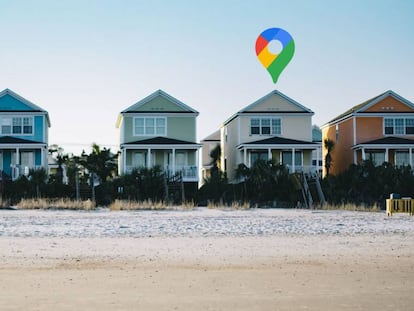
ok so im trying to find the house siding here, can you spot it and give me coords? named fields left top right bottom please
left=167, top=117, right=196, bottom=142
left=365, top=96, right=414, bottom=112
left=355, top=117, right=383, bottom=144
left=322, top=117, right=355, bottom=175
left=0, top=94, right=34, bottom=111
left=121, top=115, right=196, bottom=143
left=248, top=95, right=304, bottom=112
left=134, top=96, right=187, bottom=112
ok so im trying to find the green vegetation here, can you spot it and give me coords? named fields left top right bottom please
left=2, top=143, right=413, bottom=210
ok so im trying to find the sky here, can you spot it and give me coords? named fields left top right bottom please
left=1, top=0, right=413, bottom=155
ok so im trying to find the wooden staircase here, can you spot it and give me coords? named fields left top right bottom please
left=300, top=171, right=326, bottom=208
left=164, top=171, right=185, bottom=203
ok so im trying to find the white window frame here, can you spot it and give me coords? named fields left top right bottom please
left=0, top=116, right=34, bottom=136
left=250, top=117, right=281, bottom=136
left=384, top=117, right=414, bottom=135
left=133, top=117, right=167, bottom=136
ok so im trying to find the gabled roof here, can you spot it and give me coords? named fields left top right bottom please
left=325, top=90, right=414, bottom=126
left=122, top=136, right=201, bottom=146
left=0, top=89, right=51, bottom=126
left=0, top=89, right=46, bottom=112
left=0, top=136, right=44, bottom=145
left=223, top=90, right=313, bottom=126
left=121, top=89, right=199, bottom=114
left=201, top=130, right=220, bottom=142
left=240, top=90, right=313, bottom=113
left=237, top=136, right=317, bottom=149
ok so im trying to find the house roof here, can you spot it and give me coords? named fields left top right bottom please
left=0, top=89, right=51, bottom=126
left=237, top=136, right=318, bottom=149
left=0, top=136, right=44, bottom=145
left=201, top=130, right=220, bottom=142
left=121, top=89, right=199, bottom=114
left=354, top=136, right=414, bottom=147
left=324, top=90, right=414, bottom=126
left=122, top=136, right=201, bottom=146
left=223, top=90, right=313, bottom=126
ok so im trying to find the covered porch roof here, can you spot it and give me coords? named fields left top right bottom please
left=237, top=136, right=318, bottom=150
left=352, top=136, right=414, bottom=150
left=121, top=137, right=201, bottom=149
left=0, top=136, right=47, bottom=149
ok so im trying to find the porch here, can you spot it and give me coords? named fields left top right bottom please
left=236, top=136, right=320, bottom=174
left=0, top=146, right=47, bottom=180
left=120, top=139, right=200, bottom=182
left=353, top=137, right=414, bottom=167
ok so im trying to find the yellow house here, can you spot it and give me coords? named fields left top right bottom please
left=218, top=90, right=319, bottom=182
left=321, top=90, right=414, bottom=176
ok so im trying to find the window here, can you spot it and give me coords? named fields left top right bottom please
left=1, top=118, right=11, bottom=134
left=134, top=117, right=166, bottom=136
left=395, top=151, right=409, bottom=167
left=13, top=118, right=22, bottom=134
left=133, top=152, right=146, bottom=167
left=250, top=151, right=268, bottom=165
left=282, top=151, right=303, bottom=166
left=250, top=119, right=260, bottom=134
left=261, top=119, right=270, bottom=134
left=384, top=118, right=394, bottom=134
left=395, top=118, right=404, bottom=134
left=0, top=117, right=33, bottom=135
left=384, top=118, right=414, bottom=135
left=272, top=119, right=281, bottom=135
left=406, top=119, right=414, bottom=134
left=250, top=118, right=281, bottom=135
left=367, top=151, right=385, bottom=166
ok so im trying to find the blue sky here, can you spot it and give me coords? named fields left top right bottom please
left=1, top=0, right=413, bottom=155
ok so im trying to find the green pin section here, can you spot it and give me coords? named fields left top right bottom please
left=267, top=39, right=295, bottom=84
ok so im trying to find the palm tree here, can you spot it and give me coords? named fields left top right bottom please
left=49, top=145, right=68, bottom=184
left=324, top=138, right=335, bottom=176
left=209, top=144, right=221, bottom=176
left=28, top=168, right=48, bottom=198
left=79, top=143, right=119, bottom=184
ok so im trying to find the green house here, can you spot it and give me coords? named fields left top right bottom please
left=116, top=90, right=201, bottom=185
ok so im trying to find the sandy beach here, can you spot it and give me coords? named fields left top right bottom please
left=1, top=209, right=413, bottom=310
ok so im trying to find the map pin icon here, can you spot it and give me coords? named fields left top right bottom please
left=255, top=28, right=295, bottom=84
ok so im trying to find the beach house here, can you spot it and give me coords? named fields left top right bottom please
left=116, top=90, right=201, bottom=190
left=214, top=90, right=319, bottom=183
left=321, top=90, right=414, bottom=176
left=0, top=89, right=50, bottom=180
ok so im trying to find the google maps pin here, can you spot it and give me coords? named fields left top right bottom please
left=255, top=28, right=295, bottom=84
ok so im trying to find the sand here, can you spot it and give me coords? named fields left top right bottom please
left=1, top=234, right=413, bottom=311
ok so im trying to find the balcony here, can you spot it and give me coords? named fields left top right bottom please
left=124, top=165, right=199, bottom=182
left=10, top=165, right=43, bottom=180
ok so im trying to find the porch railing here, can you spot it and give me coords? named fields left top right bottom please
left=10, top=165, right=43, bottom=180
left=125, top=165, right=198, bottom=181
left=286, top=165, right=319, bottom=174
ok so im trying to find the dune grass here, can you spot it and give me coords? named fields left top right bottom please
left=314, top=203, right=381, bottom=212
left=207, top=201, right=251, bottom=210
left=108, top=199, right=196, bottom=211
left=16, top=198, right=96, bottom=210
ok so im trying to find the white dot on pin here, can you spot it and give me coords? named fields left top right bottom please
left=267, top=40, right=283, bottom=55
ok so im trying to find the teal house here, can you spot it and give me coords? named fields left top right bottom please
left=116, top=90, right=201, bottom=186
left=0, top=89, right=50, bottom=180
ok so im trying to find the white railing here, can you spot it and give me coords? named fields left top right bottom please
left=124, top=165, right=198, bottom=181
left=286, top=165, right=319, bottom=174
left=10, top=165, right=43, bottom=180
